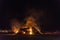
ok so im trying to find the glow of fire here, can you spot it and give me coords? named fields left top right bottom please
left=24, top=16, right=43, bottom=34
left=10, top=17, right=60, bottom=35
left=29, top=27, right=33, bottom=35
left=12, top=26, right=19, bottom=34
left=22, top=31, right=26, bottom=34
left=12, top=21, right=20, bottom=34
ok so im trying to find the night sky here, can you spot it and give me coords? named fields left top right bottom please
left=0, top=0, right=60, bottom=32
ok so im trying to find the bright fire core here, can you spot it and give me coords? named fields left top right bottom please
left=29, top=27, right=33, bottom=35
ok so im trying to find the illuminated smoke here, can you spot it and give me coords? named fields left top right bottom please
left=25, top=8, right=44, bottom=20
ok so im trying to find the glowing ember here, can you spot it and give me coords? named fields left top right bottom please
left=22, top=31, right=26, bottom=34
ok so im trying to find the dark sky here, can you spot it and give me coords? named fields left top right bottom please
left=0, top=0, right=60, bottom=31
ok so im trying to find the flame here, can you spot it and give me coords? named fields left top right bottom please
left=12, top=21, right=20, bottom=34
left=24, top=16, right=43, bottom=35
left=12, top=26, right=19, bottom=33
left=10, top=17, right=60, bottom=35
left=29, top=27, right=33, bottom=35
left=25, top=16, right=60, bottom=35
left=22, top=31, right=26, bottom=34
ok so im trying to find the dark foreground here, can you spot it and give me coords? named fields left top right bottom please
left=0, top=34, right=60, bottom=40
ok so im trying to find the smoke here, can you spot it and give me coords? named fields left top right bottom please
left=25, top=8, right=44, bottom=20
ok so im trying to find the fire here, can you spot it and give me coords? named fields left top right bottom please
left=10, top=17, right=44, bottom=35
left=29, top=27, right=33, bottom=35
left=12, top=26, right=19, bottom=33
left=24, top=16, right=43, bottom=35
left=12, top=21, right=20, bottom=34
left=22, top=31, right=26, bottom=34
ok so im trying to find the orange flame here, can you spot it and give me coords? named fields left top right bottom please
left=12, top=21, right=20, bottom=34
left=29, top=27, right=34, bottom=35
left=24, top=16, right=43, bottom=35
left=10, top=17, right=60, bottom=35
